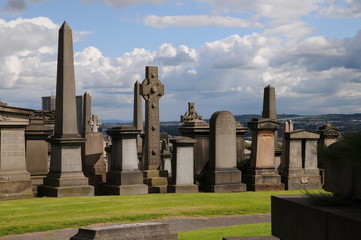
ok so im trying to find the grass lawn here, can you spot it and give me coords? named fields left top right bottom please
left=0, top=190, right=310, bottom=237
left=179, top=222, right=271, bottom=240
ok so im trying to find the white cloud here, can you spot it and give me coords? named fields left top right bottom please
left=142, top=15, right=263, bottom=28
left=2, top=0, right=51, bottom=14
left=84, top=0, right=170, bottom=9
left=319, top=0, right=361, bottom=18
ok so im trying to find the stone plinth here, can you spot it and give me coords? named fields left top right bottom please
left=0, top=105, right=34, bottom=200
left=244, top=118, right=284, bottom=191
left=272, top=195, right=361, bottom=240
left=38, top=22, right=94, bottom=197
left=200, top=111, right=246, bottom=193
left=102, top=126, right=148, bottom=195
left=179, top=119, right=209, bottom=174
left=25, top=117, right=53, bottom=196
left=70, top=222, right=178, bottom=240
left=168, top=137, right=198, bottom=193
left=281, top=130, right=322, bottom=190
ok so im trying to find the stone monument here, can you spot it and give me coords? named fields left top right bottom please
left=102, top=126, right=148, bottom=195
left=200, top=111, right=246, bottom=192
left=168, top=137, right=198, bottom=193
left=38, top=22, right=94, bottom=197
left=281, top=130, right=322, bottom=190
left=81, top=92, right=106, bottom=195
left=25, top=115, right=53, bottom=196
left=179, top=102, right=209, bottom=175
left=133, top=80, right=144, bottom=156
left=244, top=118, right=284, bottom=191
left=140, top=66, right=168, bottom=193
left=0, top=104, right=34, bottom=200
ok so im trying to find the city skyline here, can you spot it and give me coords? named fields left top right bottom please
left=0, top=0, right=361, bottom=121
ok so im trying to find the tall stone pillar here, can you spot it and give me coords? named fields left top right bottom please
left=140, top=66, right=168, bottom=193
left=102, top=126, right=148, bottom=195
left=0, top=104, right=34, bottom=200
left=38, top=22, right=94, bottom=197
left=133, top=81, right=144, bottom=157
left=25, top=116, right=53, bottom=196
left=243, top=118, right=284, bottom=191
left=281, top=130, right=322, bottom=190
left=200, top=111, right=246, bottom=192
left=168, top=137, right=198, bottom=193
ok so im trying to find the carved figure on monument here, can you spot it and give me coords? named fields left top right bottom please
left=181, top=102, right=202, bottom=122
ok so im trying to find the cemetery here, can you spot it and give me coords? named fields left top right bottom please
left=0, top=21, right=360, bottom=240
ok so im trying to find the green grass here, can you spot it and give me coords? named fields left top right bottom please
left=179, top=222, right=271, bottom=240
left=0, top=190, right=309, bottom=237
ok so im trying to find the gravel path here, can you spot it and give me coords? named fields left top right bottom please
left=0, top=214, right=274, bottom=240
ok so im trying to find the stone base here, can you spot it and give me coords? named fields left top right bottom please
left=30, top=174, right=47, bottom=197
left=38, top=173, right=94, bottom=197
left=0, top=179, right=33, bottom=200
left=143, top=170, right=169, bottom=193
left=102, top=170, right=148, bottom=195
left=200, top=168, right=246, bottom=193
left=70, top=222, right=178, bottom=240
left=243, top=169, right=284, bottom=191
left=167, top=184, right=199, bottom=193
left=282, top=168, right=322, bottom=190
left=272, top=195, right=361, bottom=240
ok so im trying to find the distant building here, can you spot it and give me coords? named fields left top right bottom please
left=42, top=95, right=84, bottom=134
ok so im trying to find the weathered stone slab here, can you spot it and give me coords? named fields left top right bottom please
left=70, top=222, right=178, bottom=240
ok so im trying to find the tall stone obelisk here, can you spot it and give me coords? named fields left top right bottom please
left=262, top=85, right=276, bottom=120
left=133, top=81, right=143, bottom=156
left=38, top=22, right=94, bottom=197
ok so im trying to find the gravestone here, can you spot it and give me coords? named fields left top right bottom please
left=81, top=92, right=106, bottom=195
left=140, top=66, right=168, bottom=193
left=70, top=222, right=178, bottom=240
left=133, top=80, right=144, bottom=156
left=168, top=137, right=198, bottom=193
left=25, top=115, right=53, bottom=196
left=179, top=103, right=209, bottom=175
left=200, top=111, right=246, bottom=192
left=243, top=118, right=284, bottom=191
left=102, top=126, right=148, bottom=195
left=38, top=22, right=94, bottom=197
left=236, top=122, right=248, bottom=162
left=161, top=139, right=172, bottom=177
left=281, top=130, right=322, bottom=190
left=0, top=104, right=34, bottom=200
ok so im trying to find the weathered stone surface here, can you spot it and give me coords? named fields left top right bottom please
left=272, top=195, right=361, bottom=240
left=180, top=102, right=202, bottom=122
left=133, top=81, right=144, bottom=155
left=38, top=22, right=94, bottom=197
left=262, top=85, right=276, bottom=120
left=140, top=66, right=164, bottom=170
left=201, top=111, right=246, bottom=192
left=168, top=137, right=198, bottom=193
left=70, top=222, right=178, bottom=240
left=0, top=105, right=34, bottom=200
left=103, top=126, right=148, bottom=195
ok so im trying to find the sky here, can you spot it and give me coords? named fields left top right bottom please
left=0, top=0, right=361, bottom=121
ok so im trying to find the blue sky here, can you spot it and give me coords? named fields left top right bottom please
left=0, top=0, right=361, bottom=121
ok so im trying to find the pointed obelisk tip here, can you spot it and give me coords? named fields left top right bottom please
left=60, top=21, right=72, bottom=31
left=265, top=85, right=274, bottom=89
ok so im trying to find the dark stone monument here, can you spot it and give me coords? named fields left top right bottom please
left=38, top=22, right=94, bottom=197
left=200, top=111, right=246, bottom=192
left=140, top=66, right=168, bottom=193
left=102, top=126, right=148, bottom=195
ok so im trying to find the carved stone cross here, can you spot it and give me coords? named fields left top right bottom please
left=140, top=66, right=164, bottom=170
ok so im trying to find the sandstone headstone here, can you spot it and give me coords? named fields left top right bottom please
left=0, top=105, right=34, bottom=200
left=168, top=137, right=198, bottom=193
left=102, top=126, right=148, bottom=195
left=200, top=111, right=246, bottom=192
left=38, top=22, right=94, bottom=197
left=244, top=118, right=284, bottom=191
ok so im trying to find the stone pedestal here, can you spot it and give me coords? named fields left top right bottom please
left=200, top=111, right=246, bottom=193
left=0, top=105, right=34, bottom=200
left=168, top=137, right=198, bottom=193
left=25, top=117, right=53, bottom=196
left=102, top=127, right=148, bottom=195
left=179, top=119, right=209, bottom=174
left=281, top=130, right=322, bottom=190
left=244, top=118, right=284, bottom=191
